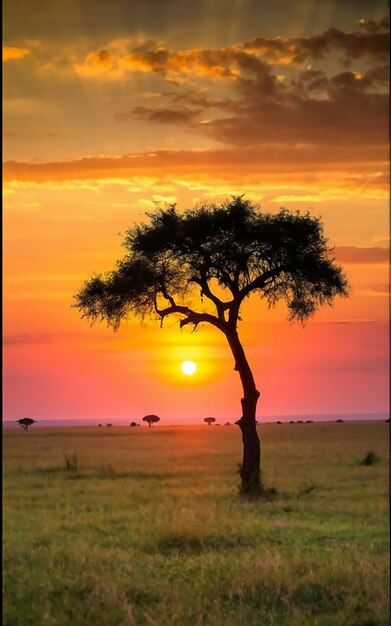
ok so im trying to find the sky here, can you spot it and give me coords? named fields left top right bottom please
left=3, top=0, right=389, bottom=424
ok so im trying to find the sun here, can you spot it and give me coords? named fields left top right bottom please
left=181, top=360, right=197, bottom=376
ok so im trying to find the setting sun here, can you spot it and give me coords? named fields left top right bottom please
left=181, top=360, right=197, bottom=376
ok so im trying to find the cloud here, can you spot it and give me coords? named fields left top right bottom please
left=3, top=333, right=55, bottom=346
left=117, top=105, right=201, bottom=125
left=74, top=19, right=389, bottom=81
left=129, top=85, right=387, bottom=150
left=3, top=144, right=389, bottom=184
left=89, top=22, right=388, bottom=151
left=243, top=25, right=389, bottom=64
left=3, top=148, right=388, bottom=206
left=358, top=16, right=390, bottom=33
left=201, top=93, right=388, bottom=148
left=75, top=41, right=275, bottom=84
left=3, top=46, right=31, bottom=61
left=334, top=246, right=389, bottom=264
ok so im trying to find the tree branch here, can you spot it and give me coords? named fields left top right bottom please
left=160, top=283, right=176, bottom=307
left=238, top=266, right=289, bottom=301
left=155, top=297, right=226, bottom=332
left=226, top=266, right=290, bottom=328
left=189, top=274, right=230, bottom=321
left=179, top=311, right=226, bottom=332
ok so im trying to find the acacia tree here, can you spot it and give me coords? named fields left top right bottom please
left=143, top=414, right=160, bottom=427
left=74, top=198, right=348, bottom=493
left=204, top=417, right=216, bottom=426
left=17, top=418, right=36, bottom=431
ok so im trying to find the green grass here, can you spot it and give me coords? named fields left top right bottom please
left=3, top=422, right=390, bottom=626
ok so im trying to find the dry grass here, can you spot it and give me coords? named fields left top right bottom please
left=3, top=422, right=390, bottom=626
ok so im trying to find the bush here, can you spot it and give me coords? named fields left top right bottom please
left=360, top=451, right=380, bottom=466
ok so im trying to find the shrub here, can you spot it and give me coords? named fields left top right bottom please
left=64, top=454, right=78, bottom=471
left=360, top=451, right=380, bottom=466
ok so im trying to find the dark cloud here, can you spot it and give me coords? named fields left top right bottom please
left=242, top=24, right=389, bottom=63
left=104, top=20, right=389, bottom=150
left=146, top=91, right=389, bottom=147
left=358, top=16, right=389, bottom=32
left=116, top=106, right=201, bottom=125
left=80, top=23, right=389, bottom=79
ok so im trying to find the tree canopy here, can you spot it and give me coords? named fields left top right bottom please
left=75, top=198, right=348, bottom=334
left=142, top=414, right=160, bottom=427
left=17, top=418, right=36, bottom=431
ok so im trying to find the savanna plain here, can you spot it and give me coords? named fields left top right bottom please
left=3, top=422, right=389, bottom=626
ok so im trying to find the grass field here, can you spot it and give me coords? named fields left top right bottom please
left=3, top=422, right=390, bottom=626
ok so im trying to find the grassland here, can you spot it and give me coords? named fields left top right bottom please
left=3, top=422, right=389, bottom=626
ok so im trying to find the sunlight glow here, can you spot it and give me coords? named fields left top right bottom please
left=181, top=360, right=197, bottom=375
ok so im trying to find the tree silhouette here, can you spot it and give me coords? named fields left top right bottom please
left=75, top=197, right=348, bottom=493
left=142, top=414, right=160, bottom=427
left=204, top=417, right=216, bottom=426
left=17, top=418, right=36, bottom=431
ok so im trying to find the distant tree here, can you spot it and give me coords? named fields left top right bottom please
left=106, top=423, right=113, bottom=427
left=75, top=198, right=348, bottom=493
left=306, top=420, right=314, bottom=424
left=204, top=417, right=216, bottom=426
left=98, top=423, right=102, bottom=427
left=130, top=421, right=137, bottom=427
left=17, top=418, right=36, bottom=431
left=224, top=422, right=231, bottom=426
left=336, top=419, right=344, bottom=423
left=143, top=414, right=160, bottom=427
left=276, top=421, right=282, bottom=424
left=289, top=421, right=295, bottom=424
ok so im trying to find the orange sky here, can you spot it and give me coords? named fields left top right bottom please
left=3, top=0, right=389, bottom=423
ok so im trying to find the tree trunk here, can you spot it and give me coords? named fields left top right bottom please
left=226, top=329, right=261, bottom=493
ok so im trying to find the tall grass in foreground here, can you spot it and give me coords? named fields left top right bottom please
left=3, top=422, right=390, bottom=626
